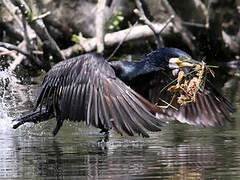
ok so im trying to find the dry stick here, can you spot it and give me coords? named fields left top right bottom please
left=2, top=0, right=23, bottom=31
left=10, top=0, right=65, bottom=61
left=21, top=12, right=41, bottom=68
left=3, top=0, right=36, bottom=40
left=162, top=0, right=196, bottom=51
left=0, top=47, right=18, bottom=58
left=95, top=0, right=107, bottom=54
left=134, top=0, right=164, bottom=48
left=21, top=17, right=42, bottom=69
left=181, top=0, right=209, bottom=28
left=107, top=15, right=174, bottom=61
left=0, top=42, right=32, bottom=58
left=3, top=0, right=42, bottom=70
left=9, top=52, right=25, bottom=72
left=32, top=11, right=51, bottom=21
left=106, top=22, right=138, bottom=61
left=22, top=15, right=33, bottom=57
left=62, top=23, right=173, bottom=58
left=193, top=0, right=209, bottom=28
left=0, top=45, right=25, bottom=72
left=160, top=15, right=175, bottom=34
left=0, top=41, right=43, bottom=66
left=182, top=21, right=208, bottom=28
left=206, top=0, right=211, bottom=29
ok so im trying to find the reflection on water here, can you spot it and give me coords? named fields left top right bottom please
left=0, top=68, right=240, bottom=179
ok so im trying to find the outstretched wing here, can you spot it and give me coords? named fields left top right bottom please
left=130, top=70, right=234, bottom=127
left=35, top=53, right=165, bottom=137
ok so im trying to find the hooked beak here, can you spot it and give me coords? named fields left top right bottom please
left=168, top=57, right=200, bottom=69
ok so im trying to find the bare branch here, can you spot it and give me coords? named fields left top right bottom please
left=3, top=0, right=38, bottom=46
left=95, top=0, right=107, bottom=54
left=8, top=54, right=25, bottom=72
left=0, top=47, right=18, bottom=58
left=162, top=0, right=196, bottom=51
left=134, top=0, right=164, bottom=48
left=62, top=22, right=173, bottom=58
left=222, top=31, right=240, bottom=53
left=107, top=22, right=138, bottom=61
left=0, top=42, right=32, bottom=58
left=10, top=0, right=65, bottom=61
left=0, top=41, right=43, bottom=69
left=32, top=11, right=51, bottom=21
left=160, top=15, right=175, bottom=34
left=182, top=21, right=208, bottom=28
left=2, top=0, right=23, bottom=30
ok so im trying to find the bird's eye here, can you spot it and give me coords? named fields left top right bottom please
left=179, top=56, right=185, bottom=61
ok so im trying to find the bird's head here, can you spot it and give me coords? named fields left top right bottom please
left=150, top=48, right=200, bottom=76
left=110, top=48, right=202, bottom=80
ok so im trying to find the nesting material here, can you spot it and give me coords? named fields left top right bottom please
left=164, top=61, right=216, bottom=107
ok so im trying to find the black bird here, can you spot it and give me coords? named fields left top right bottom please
left=12, top=48, right=234, bottom=137
left=12, top=53, right=165, bottom=137
left=110, top=48, right=234, bottom=126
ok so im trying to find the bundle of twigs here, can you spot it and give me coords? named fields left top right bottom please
left=162, top=60, right=217, bottom=108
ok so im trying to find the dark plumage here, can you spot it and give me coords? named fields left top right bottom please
left=13, top=53, right=165, bottom=137
left=12, top=48, right=234, bottom=137
left=110, top=48, right=234, bottom=127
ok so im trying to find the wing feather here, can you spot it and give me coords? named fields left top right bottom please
left=34, top=53, right=164, bottom=136
left=69, top=85, right=79, bottom=121
left=135, top=70, right=234, bottom=127
left=86, top=83, right=93, bottom=126
left=111, top=96, right=135, bottom=136
left=115, top=96, right=151, bottom=137
left=71, top=85, right=82, bottom=122
left=98, top=88, right=111, bottom=129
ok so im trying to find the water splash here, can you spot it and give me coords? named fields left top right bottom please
left=0, top=69, right=16, bottom=133
left=0, top=67, right=53, bottom=137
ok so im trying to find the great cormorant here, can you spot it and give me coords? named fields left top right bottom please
left=12, top=48, right=234, bottom=137
left=110, top=48, right=234, bottom=127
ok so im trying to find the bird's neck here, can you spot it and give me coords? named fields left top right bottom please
left=112, top=57, right=164, bottom=82
left=118, top=61, right=146, bottom=82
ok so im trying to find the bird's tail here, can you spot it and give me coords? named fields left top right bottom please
left=12, top=108, right=53, bottom=129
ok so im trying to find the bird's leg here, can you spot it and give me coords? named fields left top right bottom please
left=103, top=131, right=109, bottom=142
left=52, top=105, right=64, bottom=137
left=51, top=103, right=65, bottom=136
left=99, top=128, right=109, bottom=142
left=97, top=131, right=109, bottom=143
left=52, top=120, right=63, bottom=136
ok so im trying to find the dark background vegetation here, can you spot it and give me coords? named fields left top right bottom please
left=0, top=0, right=239, bottom=75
